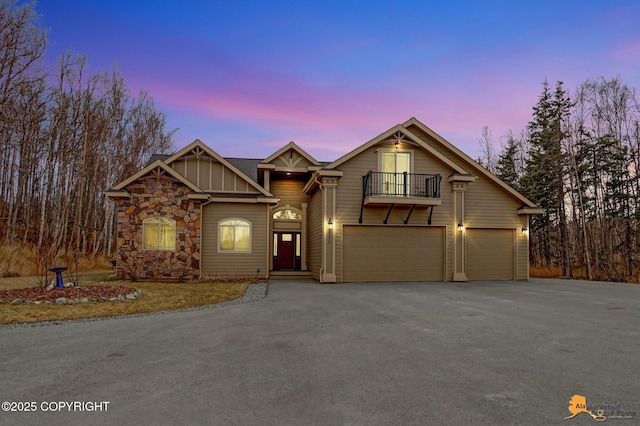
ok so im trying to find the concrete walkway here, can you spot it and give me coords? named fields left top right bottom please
left=1, top=279, right=638, bottom=425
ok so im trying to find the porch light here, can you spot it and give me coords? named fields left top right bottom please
left=328, top=218, right=333, bottom=232
left=457, top=222, right=464, bottom=232
left=522, top=227, right=528, bottom=235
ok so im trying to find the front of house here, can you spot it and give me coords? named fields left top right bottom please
left=105, top=117, right=543, bottom=282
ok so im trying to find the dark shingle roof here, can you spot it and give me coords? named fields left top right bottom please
left=145, top=154, right=171, bottom=167
left=144, top=153, right=330, bottom=185
left=224, top=158, right=262, bottom=183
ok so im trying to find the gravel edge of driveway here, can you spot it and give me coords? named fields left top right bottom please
left=0, top=282, right=268, bottom=330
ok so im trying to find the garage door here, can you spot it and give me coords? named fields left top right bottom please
left=466, top=228, right=514, bottom=280
left=342, top=226, right=444, bottom=282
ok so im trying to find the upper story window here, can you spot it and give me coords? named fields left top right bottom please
left=142, top=217, right=176, bottom=251
left=381, top=150, right=412, bottom=174
left=380, top=150, right=413, bottom=195
left=273, top=209, right=302, bottom=220
left=219, top=218, right=251, bottom=252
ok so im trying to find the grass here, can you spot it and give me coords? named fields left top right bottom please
left=529, top=265, right=563, bottom=279
left=0, top=270, right=252, bottom=325
left=0, top=244, right=112, bottom=278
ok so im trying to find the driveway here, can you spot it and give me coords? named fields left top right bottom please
left=0, top=279, right=638, bottom=425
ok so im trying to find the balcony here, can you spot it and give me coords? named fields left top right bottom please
left=362, top=171, right=442, bottom=206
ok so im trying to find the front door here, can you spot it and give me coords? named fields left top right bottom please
left=273, top=232, right=301, bottom=270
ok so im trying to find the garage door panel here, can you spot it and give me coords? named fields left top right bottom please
left=466, top=228, right=514, bottom=281
left=343, top=226, right=444, bottom=282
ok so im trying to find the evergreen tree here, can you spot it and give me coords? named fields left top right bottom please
left=496, top=134, right=520, bottom=190
left=521, top=80, right=573, bottom=274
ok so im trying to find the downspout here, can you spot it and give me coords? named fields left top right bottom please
left=199, top=197, right=213, bottom=279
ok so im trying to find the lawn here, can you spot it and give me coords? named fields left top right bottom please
left=0, top=270, right=251, bottom=325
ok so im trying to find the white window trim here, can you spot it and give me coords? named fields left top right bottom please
left=378, top=148, right=414, bottom=173
left=218, top=218, right=252, bottom=253
left=142, top=217, right=176, bottom=251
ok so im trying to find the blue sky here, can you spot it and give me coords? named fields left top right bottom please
left=35, top=0, right=640, bottom=160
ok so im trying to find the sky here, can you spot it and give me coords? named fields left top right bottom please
left=34, top=0, right=640, bottom=161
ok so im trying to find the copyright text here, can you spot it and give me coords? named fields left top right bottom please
left=2, top=401, right=110, bottom=412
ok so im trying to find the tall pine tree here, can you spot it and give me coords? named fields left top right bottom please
left=521, top=80, right=573, bottom=274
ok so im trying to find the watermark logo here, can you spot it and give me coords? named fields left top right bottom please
left=564, top=395, right=635, bottom=422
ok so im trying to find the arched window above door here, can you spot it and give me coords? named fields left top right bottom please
left=273, top=209, right=302, bottom=220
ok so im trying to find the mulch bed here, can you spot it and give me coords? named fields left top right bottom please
left=0, top=285, right=138, bottom=303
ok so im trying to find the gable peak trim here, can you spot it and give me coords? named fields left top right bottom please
left=403, top=117, right=538, bottom=208
left=110, top=160, right=203, bottom=192
left=261, top=141, right=321, bottom=167
left=325, top=124, right=468, bottom=175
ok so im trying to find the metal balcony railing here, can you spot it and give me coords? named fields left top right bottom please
left=363, top=171, right=441, bottom=199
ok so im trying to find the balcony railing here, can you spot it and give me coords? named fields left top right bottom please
left=363, top=171, right=442, bottom=199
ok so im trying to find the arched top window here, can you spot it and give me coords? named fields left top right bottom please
left=219, top=218, right=251, bottom=253
left=142, top=217, right=176, bottom=251
left=273, top=209, right=302, bottom=220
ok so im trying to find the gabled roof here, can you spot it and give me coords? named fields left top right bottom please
left=325, top=124, right=469, bottom=175
left=261, top=141, right=321, bottom=167
left=164, top=139, right=274, bottom=197
left=402, top=117, right=538, bottom=208
left=225, top=158, right=262, bottom=183
left=110, top=160, right=204, bottom=192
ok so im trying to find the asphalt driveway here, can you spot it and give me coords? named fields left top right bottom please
left=1, top=279, right=638, bottom=425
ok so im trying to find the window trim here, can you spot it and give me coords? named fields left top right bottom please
left=378, top=148, right=414, bottom=173
left=272, top=207, right=303, bottom=221
left=142, top=217, right=176, bottom=251
left=218, top=218, right=252, bottom=253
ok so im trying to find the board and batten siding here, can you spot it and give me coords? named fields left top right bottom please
left=171, top=157, right=261, bottom=194
left=332, top=142, right=456, bottom=282
left=201, top=203, right=269, bottom=278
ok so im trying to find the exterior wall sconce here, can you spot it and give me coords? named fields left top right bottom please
left=394, top=141, right=399, bottom=148
left=522, top=227, right=528, bottom=235
left=457, top=222, right=464, bottom=232
left=328, top=218, right=333, bottom=232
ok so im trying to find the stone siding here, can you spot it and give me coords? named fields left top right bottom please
left=116, top=175, right=201, bottom=281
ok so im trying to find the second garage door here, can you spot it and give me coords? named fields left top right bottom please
left=342, top=225, right=444, bottom=282
left=466, top=228, right=514, bottom=280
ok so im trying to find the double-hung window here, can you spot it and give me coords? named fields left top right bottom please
left=142, top=217, right=176, bottom=250
left=219, top=219, right=251, bottom=252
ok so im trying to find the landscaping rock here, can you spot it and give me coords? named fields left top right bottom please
left=55, top=298, right=67, bottom=305
left=11, top=298, right=24, bottom=305
left=80, top=297, right=89, bottom=303
left=125, top=293, right=137, bottom=300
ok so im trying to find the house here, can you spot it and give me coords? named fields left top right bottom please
left=105, top=117, right=543, bottom=282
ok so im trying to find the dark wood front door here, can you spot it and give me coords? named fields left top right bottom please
left=273, top=232, right=301, bottom=270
